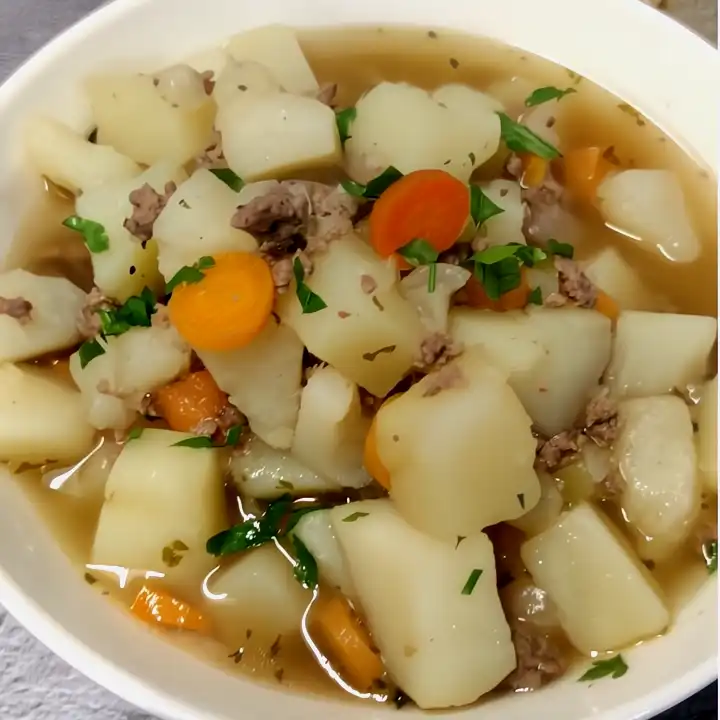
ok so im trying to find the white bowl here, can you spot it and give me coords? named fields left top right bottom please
left=0, top=1, right=716, bottom=719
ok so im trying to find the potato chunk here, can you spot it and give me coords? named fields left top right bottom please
left=198, top=318, right=304, bottom=449
left=217, top=92, right=341, bottom=181
left=331, top=500, right=515, bottom=709
left=0, top=270, right=85, bottom=363
left=521, top=503, right=670, bottom=654
left=616, top=396, right=699, bottom=561
left=87, top=71, right=216, bottom=165
left=279, top=234, right=424, bottom=397
left=76, top=161, right=187, bottom=300
left=607, top=311, right=717, bottom=398
left=91, top=428, right=226, bottom=595
left=376, top=349, right=539, bottom=539
left=697, top=375, right=718, bottom=492
left=0, top=364, right=95, bottom=464
left=154, top=169, right=257, bottom=279
left=25, top=117, right=140, bottom=195
left=597, top=169, right=700, bottom=263
left=509, top=472, right=563, bottom=537
left=213, top=59, right=282, bottom=107
left=291, top=367, right=370, bottom=489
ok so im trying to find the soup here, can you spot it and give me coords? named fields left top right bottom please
left=2, top=24, right=717, bottom=711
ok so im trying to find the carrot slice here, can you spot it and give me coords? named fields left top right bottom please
left=595, top=289, right=620, bottom=322
left=168, top=252, right=274, bottom=351
left=154, top=370, right=228, bottom=433
left=313, top=594, right=384, bottom=692
left=369, top=169, right=470, bottom=258
left=363, top=416, right=391, bottom=490
left=521, top=154, right=549, bottom=188
left=465, top=269, right=530, bottom=311
left=131, top=585, right=209, bottom=633
left=563, top=147, right=613, bottom=202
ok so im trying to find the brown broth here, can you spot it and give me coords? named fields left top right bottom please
left=5, top=25, right=717, bottom=706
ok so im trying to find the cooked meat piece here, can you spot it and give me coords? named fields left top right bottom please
left=535, top=430, right=581, bottom=472
left=422, top=362, right=467, bottom=397
left=415, top=333, right=463, bottom=372
left=77, top=287, right=113, bottom=338
left=217, top=404, right=245, bottom=431
left=583, top=387, right=618, bottom=446
left=124, top=182, right=177, bottom=242
left=0, top=296, right=33, bottom=324
left=555, top=257, right=597, bottom=308
left=504, top=623, right=567, bottom=692
left=200, top=70, right=215, bottom=95
left=192, top=418, right=218, bottom=437
left=317, top=83, right=338, bottom=107
left=360, top=274, right=378, bottom=295
left=233, top=183, right=308, bottom=238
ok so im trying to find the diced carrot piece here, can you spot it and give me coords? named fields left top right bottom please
left=313, top=594, right=385, bottom=692
left=154, top=370, right=228, bottom=433
left=464, top=269, right=530, bottom=311
left=522, top=154, right=549, bottom=188
left=130, top=585, right=209, bottom=633
left=369, top=170, right=470, bottom=258
left=595, top=289, right=620, bottom=322
left=363, top=417, right=391, bottom=490
left=563, top=147, right=614, bottom=202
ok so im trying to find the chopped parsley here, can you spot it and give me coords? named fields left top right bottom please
left=162, top=540, right=189, bottom=568
left=225, top=424, right=244, bottom=447
left=461, top=569, right=483, bottom=595
left=617, top=103, right=646, bottom=127
left=293, top=257, right=327, bottom=314
left=397, top=238, right=440, bottom=293
left=497, top=112, right=561, bottom=160
left=78, top=338, right=106, bottom=369
left=173, top=436, right=215, bottom=449
left=84, top=572, right=97, bottom=585
left=96, top=287, right=157, bottom=337
left=62, top=216, right=110, bottom=253
left=165, top=256, right=215, bottom=294
left=578, top=655, right=629, bottom=682
left=528, top=286, right=543, bottom=305
left=525, top=86, right=576, bottom=107
left=343, top=511, right=370, bottom=523
left=126, top=426, right=144, bottom=442
left=547, top=239, right=575, bottom=259
left=471, top=243, right=547, bottom=301
left=335, top=107, right=357, bottom=145
left=470, top=185, right=504, bottom=228
left=291, top=535, right=318, bottom=589
left=341, top=166, right=404, bottom=199
left=702, top=539, right=718, bottom=574
left=209, top=168, right=244, bottom=192
left=517, top=492, right=526, bottom=509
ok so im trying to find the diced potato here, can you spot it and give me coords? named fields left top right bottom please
left=230, top=435, right=337, bottom=500
left=583, top=246, right=669, bottom=312
left=331, top=500, right=515, bottom=709
left=217, top=92, right=341, bottom=181
left=449, top=307, right=613, bottom=436
left=153, top=64, right=209, bottom=109
left=291, top=367, right=370, bottom=489
left=522, top=503, right=669, bottom=654
left=278, top=234, right=424, bottom=397
left=376, top=349, right=540, bottom=539
left=525, top=266, right=560, bottom=299
left=76, top=161, right=187, bottom=300
left=616, top=396, right=700, bottom=561
left=607, top=311, right=717, bottom=398
left=69, top=324, right=191, bottom=430
left=697, top=375, right=718, bottom=492
left=597, top=169, right=700, bottom=263
left=0, top=270, right=85, bottom=362
left=476, top=180, right=526, bottom=247
left=293, top=510, right=354, bottom=596
left=154, top=169, right=257, bottom=279
left=87, top=71, right=216, bottom=165
left=25, top=117, right=140, bottom=195
left=509, top=472, right=563, bottom=537
left=345, top=82, right=501, bottom=184
left=0, top=364, right=95, bottom=464
left=198, top=318, right=303, bottom=449
left=399, top=264, right=470, bottom=334
left=204, top=545, right=310, bottom=648
left=226, top=25, right=319, bottom=96
left=521, top=100, right=561, bottom=146
left=213, top=59, right=282, bottom=107
left=91, top=429, right=227, bottom=596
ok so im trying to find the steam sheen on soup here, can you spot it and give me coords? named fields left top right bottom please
left=3, top=24, right=717, bottom=711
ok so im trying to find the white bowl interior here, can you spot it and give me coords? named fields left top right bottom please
left=0, top=1, right=716, bottom=719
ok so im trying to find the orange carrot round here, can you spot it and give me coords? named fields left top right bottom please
left=595, top=289, right=621, bottom=322
left=154, top=370, right=227, bottom=433
left=169, top=252, right=274, bottom=351
left=130, top=585, right=209, bottom=633
left=369, top=170, right=470, bottom=258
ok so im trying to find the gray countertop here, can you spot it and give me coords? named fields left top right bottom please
left=0, top=1, right=716, bottom=718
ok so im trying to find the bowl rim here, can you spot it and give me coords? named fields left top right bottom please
left=0, top=1, right=716, bottom=719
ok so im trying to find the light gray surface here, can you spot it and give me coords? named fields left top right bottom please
left=0, top=1, right=715, bottom=719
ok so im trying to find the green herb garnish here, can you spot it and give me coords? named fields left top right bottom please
left=126, top=426, right=144, bottom=442
left=341, top=166, right=404, bottom=199
left=461, top=569, right=483, bottom=595
left=528, top=286, right=543, bottom=305
left=525, top=86, right=576, bottom=107
left=78, top=338, right=106, bottom=369
left=225, top=425, right=243, bottom=447
left=293, top=258, right=327, bottom=314
left=165, top=256, right=215, bottom=294
left=397, top=238, right=440, bottom=293
left=291, top=535, right=318, bottom=590
left=703, top=539, right=718, bottom=575
left=335, top=107, right=357, bottom=145
left=471, top=243, right=547, bottom=301
left=547, top=239, right=575, bottom=259
left=173, top=436, right=215, bottom=449
left=470, top=185, right=504, bottom=228
left=97, top=287, right=156, bottom=338
left=63, top=216, right=110, bottom=253
left=578, top=655, right=629, bottom=682
left=209, top=168, right=244, bottom=192
left=497, top=112, right=561, bottom=160
left=162, top=539, right=189, bottom=568
left=343, top=511, right=370, bottom=523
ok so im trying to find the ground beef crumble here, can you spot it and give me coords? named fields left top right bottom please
left=124, top=182, right=177, bottom=242
left=77, top=287, right=113, bottom=338
left=555, top=257, right=597, bottom=308
left=582, top=387, right=618, bottom=446
left=535, top=430, right=582, bottom=473
left=422, top=362, right=467, bottom=397
left=504, top=623, right=568, bottom=692
left=415, top=333, right=463, bottom=373
left=0, top=296, right=33, bottom=324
